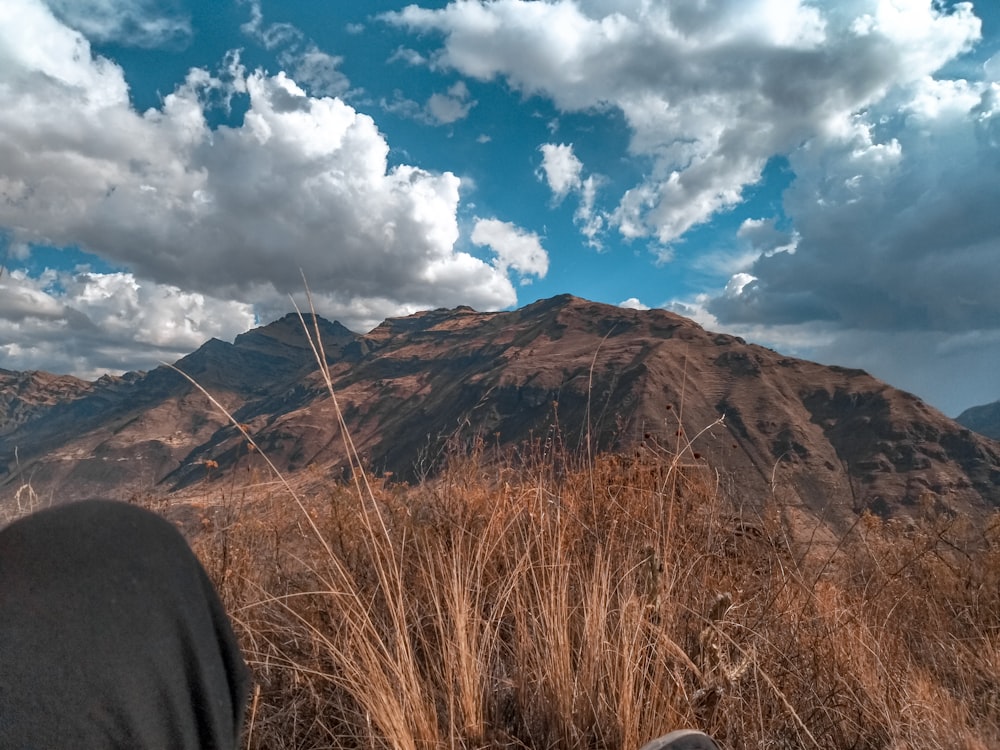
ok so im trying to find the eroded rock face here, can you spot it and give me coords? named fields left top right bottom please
left=2, top=296, right=998, bottom=528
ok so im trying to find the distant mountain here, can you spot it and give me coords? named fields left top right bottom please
left=956, top=400, right=1000, bottom=440
left=0, top=313, right=356, bottom=504
left=2, top=296, right=998, bottom=527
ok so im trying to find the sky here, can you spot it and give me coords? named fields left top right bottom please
left=1, top=0, right=999, bottom=416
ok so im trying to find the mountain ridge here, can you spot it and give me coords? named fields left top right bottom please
left=2, top=295, right=997, bottom=526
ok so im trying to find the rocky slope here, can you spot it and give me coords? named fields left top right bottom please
left=957, top=400, right=1000, bottom=440
left=2, top=296, right=998, bottom=526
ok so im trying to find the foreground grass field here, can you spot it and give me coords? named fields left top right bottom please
left=182, top=437, right=999, bottom=750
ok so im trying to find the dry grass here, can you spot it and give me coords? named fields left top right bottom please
left=162, top=308, right=1000, bottom=749
left=4, top=309, right=993, bottom=749
left=182, top=438, right=1000, bottom=750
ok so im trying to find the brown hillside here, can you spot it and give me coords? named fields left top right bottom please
left=1, top=296, right=997, bottom=527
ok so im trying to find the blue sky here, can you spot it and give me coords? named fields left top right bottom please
left=1, top=0, right=999, bottom=416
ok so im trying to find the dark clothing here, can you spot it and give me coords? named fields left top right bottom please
left=0, top=500, right=249, bottom=749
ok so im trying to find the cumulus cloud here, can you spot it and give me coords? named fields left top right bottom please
left=0, top=269, right=255, bottom=377
left=471, top=219, right=549, bottom=280
left=618, top=297, right=649, bottom=311
left=538, top=143, right=583, bottom=199
left=44, top=0, right=191, bottom=48
left=0, top=0, right=536, bottom=375
left=710, top=78, right=1000, bottom=333
left=650, top=75, right=1000, bottom=413
left=384, top=0, right=982, bottom=245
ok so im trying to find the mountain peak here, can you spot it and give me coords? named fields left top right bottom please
left=235, top=313, right=357, bottom=352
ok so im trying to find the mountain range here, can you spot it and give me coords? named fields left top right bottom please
left=2, top=295, right=998, bottom=527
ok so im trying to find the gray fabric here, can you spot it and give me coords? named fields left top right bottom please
left=0, top=500, right=249, bottom=749
left=639, top=729, right=722, bottom=750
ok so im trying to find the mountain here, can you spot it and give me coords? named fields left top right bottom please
left=956, top=400, right=1000, bottom=441
left=2, top=296, right=998, bottom=527
left=0, top=313, right=356, bottom=504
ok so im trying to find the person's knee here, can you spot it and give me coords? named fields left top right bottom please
left=0, top=500, right=250, bottom=749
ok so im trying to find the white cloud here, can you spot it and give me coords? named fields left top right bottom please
left=0, top=0, right=536, bottom=375
left=280, top=45, right=350, bottom=98
left=0, top=269, right=255, bottom=377
left=384, top=0, right=982, bottom=244
left=723, top=272, right=758, bottom=298
left=241, top=1, right=350, bottom=99
left=737, top=218, right=798, bottom=256
left=471, top=219, right=549, bottom=279
left=380, top=91, right=425, bottom=121
left=43, top=0, right=191, bottom=48
left=240, top=0, right=301, bottom=50
left=538, top=143, right=583, bottom=198
left=618, top=297, right=649, bottom=310
left=538, top=143, right=606, bottom=247
left=575, top=174, right=605, bottom=248
left=0, top=271, right=66, bottom=321
left=388, top=46, right=427, bottom=66
left=426, top=81, right=476, bottom=124
left=385, top=81, right=476, bottom=125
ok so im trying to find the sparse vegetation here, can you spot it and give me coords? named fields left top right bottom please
left=154, top=309, right=1000, bottom=750
left=181, top=434, right=1000, bottom=750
